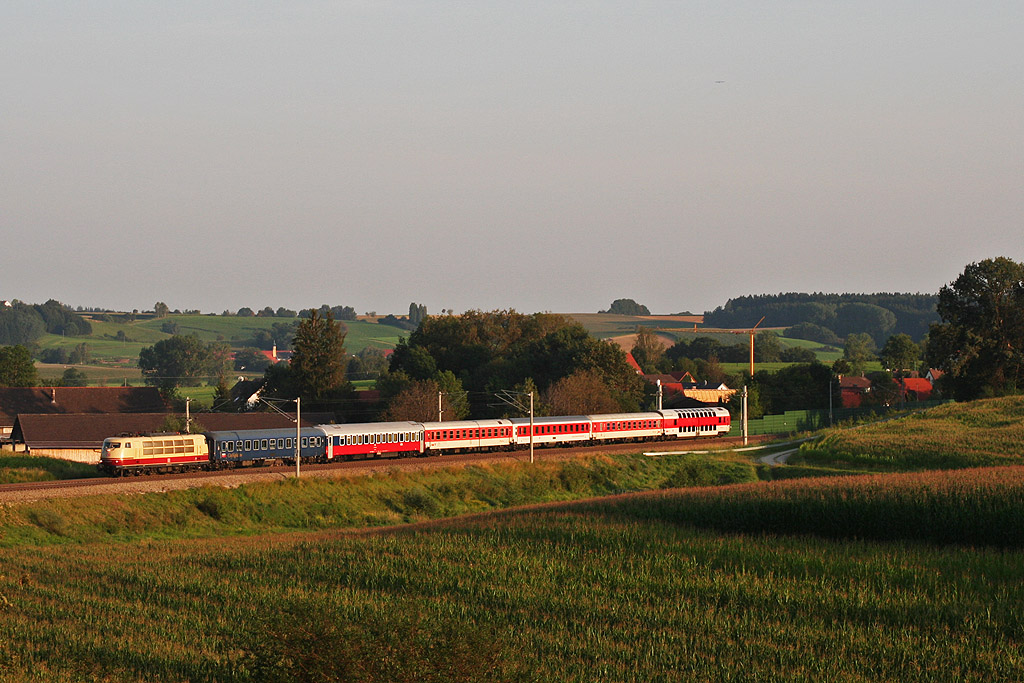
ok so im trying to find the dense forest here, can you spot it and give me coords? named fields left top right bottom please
left=0, top=300, right=93, bottom=345
left=704, top=293, right=939, bottom=343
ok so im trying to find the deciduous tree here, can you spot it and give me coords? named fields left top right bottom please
left=543, top=369, right=620, bottom=415
left=0, top=345, right=38, bottom=386
left=927, top=257, right=1024, bottom=400
left=139, top=335, right=231, bottom=390
left=880, top=333, right=920, bottom=376
left=843, top=333, right=876, bottom=376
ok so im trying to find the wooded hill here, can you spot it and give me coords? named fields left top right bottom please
left=704, top=293, right=939, bottom=343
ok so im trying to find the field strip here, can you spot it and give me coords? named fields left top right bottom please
left=643, top=435, right=820, bottom=457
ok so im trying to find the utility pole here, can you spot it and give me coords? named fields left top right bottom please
left=295, top=396, right=301, bottom=478
left=742, top=385, right=748, bottom=446
left=185, top=397, right=191, bottom=434
left=656, top=379, right=663, bottom=411
left=438, top=392, right=443, bottom=422
left=529, top=391, right=534, bottom=464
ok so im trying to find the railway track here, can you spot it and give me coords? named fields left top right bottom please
left=1, top=434, right=766, bottom=503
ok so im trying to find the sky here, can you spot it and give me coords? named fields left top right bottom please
left=2, top=2, right=1022, bottom=316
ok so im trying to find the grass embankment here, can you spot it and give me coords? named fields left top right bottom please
left=0, top=453, right=100, bottom=484
left=796, top=395, right=1024, bottom=471
left=1, top=466, right=1021, bottom=682
left=0, top=454, right=757, bottom=547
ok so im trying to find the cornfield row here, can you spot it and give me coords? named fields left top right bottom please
left=0, top=464, right=1021, bottom=681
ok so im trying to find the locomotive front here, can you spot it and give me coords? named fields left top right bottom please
left=99, top=437, right=129, bottom=474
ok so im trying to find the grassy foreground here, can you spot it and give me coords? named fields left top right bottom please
left=0, top=454, right=757, bottom=547
left=1, top=465, right=1022, bottom=682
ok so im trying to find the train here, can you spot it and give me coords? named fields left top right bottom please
left=98, top=406, right=731, bottom=475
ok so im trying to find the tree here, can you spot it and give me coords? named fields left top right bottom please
left=754, top=331, right=782, bottom=362
left=0, top=345, right=38, bottom=386
left=234, top=347, right=272, bottom=372
left=832, top=303, right=897, bottom=345
left=601, top=299, right=651, bottom=316
left=60, top=367, right=89, bottom=387
left=779, top=346, right=817, bottom=363
left=154, top=302, right=170, bottom=318
left=631, top=327, right=666, bottom=373
left=832, top=358, right=852, bottom=376
left=409, top=302, right=428, bottom=328
left=543, top=369, right=620, bottom=415
left=68, top=342, right=90, bottom=365
left=139, top=335, right=231, bottom=390
left=879, top=333, right=920, bottom=376
left=0, top=306, right=46, bottom=345
left=751, top=362, right=832, bottom=413
left=927, top=257, right=1024, bottom=400
left=843, top=333, right=876, bottom=376
left=786, top=322, right=841, bottom=345
left=380, top=378, right=442, bottom=422
left=347, top=348, right=389, bottom=381
left=290, top=309, right=349, bottom=401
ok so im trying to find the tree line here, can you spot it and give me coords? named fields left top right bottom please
left=0, top=300, right=93, bottom=346
left=704, top=292, right=940, bottom=344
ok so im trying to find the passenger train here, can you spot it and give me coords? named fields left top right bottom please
left=98, top=407, right=731, bottom=475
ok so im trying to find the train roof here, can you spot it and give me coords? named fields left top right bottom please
left=584, top=412, right=665, bottom=422
left=318, top=421, right=422, bottom=436
left=507, top=415, right=590, bottom=425
left=657, top=406, right=730, bottom=417
left=420, top=419, right=513, bottom=430
left=204, top=426, right=323, bottom=440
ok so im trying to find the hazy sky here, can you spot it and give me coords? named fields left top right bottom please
left=3, top=2, right=1022, bottom=316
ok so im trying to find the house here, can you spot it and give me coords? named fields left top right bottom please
left=898, top=377, right=934, bottom=402
left=259, top=343, right=293, bottom=365
left=642, top=371, right=736, bottom=405
left=230, top=378, right=266, bottom=410
left=10, top=411, right=336, bottom=463
left=0, top=387, right=167, bottom=444
left=624, top=352, right=643, bottom=374
left=839, top=376, right=872, bottom=408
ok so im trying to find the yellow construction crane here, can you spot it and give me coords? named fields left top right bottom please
left=669, top=315, right=767, bottom=376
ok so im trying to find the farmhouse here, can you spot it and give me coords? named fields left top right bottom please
left=0, top=387, right=167, bottom=444
left=642, top=372, right=736, bottom=406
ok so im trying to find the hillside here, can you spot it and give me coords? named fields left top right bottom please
left=796, top=395, right=1024, bottom=470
